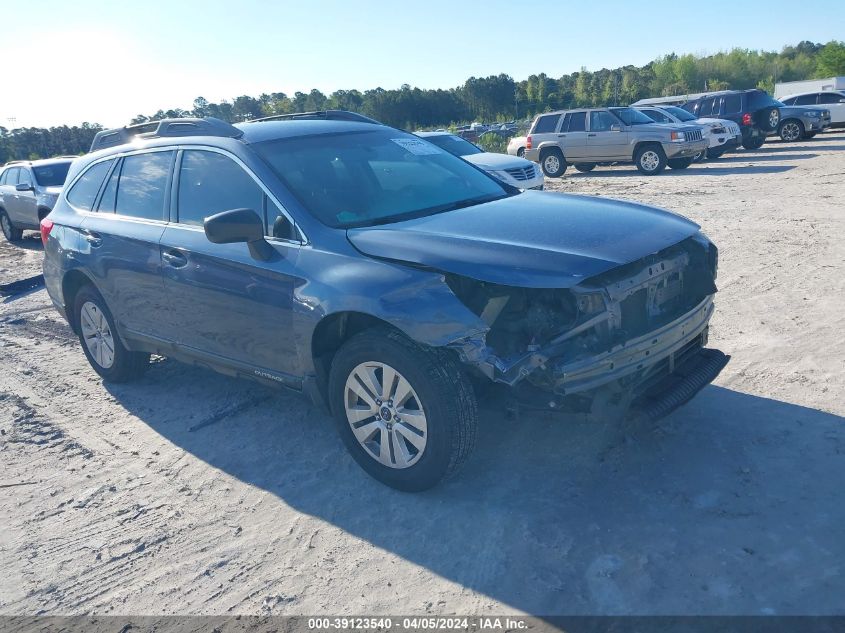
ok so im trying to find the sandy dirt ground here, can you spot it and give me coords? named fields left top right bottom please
left=1, top=132, right=844, bottom=616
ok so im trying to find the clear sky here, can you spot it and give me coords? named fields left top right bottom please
left=3, top=0, right=844, bottom=128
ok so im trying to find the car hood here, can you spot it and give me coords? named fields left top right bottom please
left=463, top=152, right=534, bottom=171
left=346, top=191, right=701, bottom=288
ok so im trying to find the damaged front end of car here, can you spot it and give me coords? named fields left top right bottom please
left=446, top=233, right=729, bottom=420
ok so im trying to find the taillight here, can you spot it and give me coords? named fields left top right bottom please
left=741, top=113, right=752, bottom=126
left=526, top=135, right=532, bottom=150
left=40, top=217, right=54, bottom=246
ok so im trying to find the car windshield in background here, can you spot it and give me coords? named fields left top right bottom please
left=255, top=130, right=510, bottom=229
left=662, top=106, right=697, bottom=122
left=609, top=107, right=655, bottom=125
left=32, top=162, right=71, bottom=187
left=423, top=134, right=483, bottom=157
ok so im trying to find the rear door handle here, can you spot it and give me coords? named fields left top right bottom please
left=587, top=133, right=597, bottom=137
left=162, top=250, right=188, bottom=268
left=82, top=231, right=102, bottom=247
left=557, top=134, right=566, bottom=137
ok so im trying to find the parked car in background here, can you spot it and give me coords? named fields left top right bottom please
left=770, top=101, right=831, bottom=141
left=0, top=157, right=75, bottom=242
left=779, top=91, right=845, bottom=128
left=416, top=132, right=544, bottom=190
left=634, top=105, right=741, bottom=160
left=681, top=90, right=781, bottom=150
left=42, top=112, right=725, bottom=491
left=507, top=136, right=527, bottom=157
left=774, top=76, right=845, bottom=99
left=524, top=107, right=707, bottom=176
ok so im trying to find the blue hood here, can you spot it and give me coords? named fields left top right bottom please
left=346, top=191, right=701, bottom=288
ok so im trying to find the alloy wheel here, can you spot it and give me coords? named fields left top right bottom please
left=640, top=150, right=660, bottom=172
left=781, top=121, right=801, bottom=142
left=769, top=110, right=779, bottom=129
left=344, top=361, right=427, bottom=469
left=80, top=301, right=115, bottom=369
left=544, top=155, right=560, bottom=174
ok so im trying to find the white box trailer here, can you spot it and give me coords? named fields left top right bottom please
left=774, top=77, right=845, bottom=99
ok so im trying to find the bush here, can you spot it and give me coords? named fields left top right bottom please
left=476, top=133, right=509, bottom=154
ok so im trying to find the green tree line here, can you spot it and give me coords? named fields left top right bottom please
left=3, top=40, right=844, bottom=162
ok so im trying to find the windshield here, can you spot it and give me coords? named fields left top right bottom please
left=421, top=134, right=483, bottom=157
left=609, top=107, right=655, bottom=125
left=254, top=130, right=510, bottom=228
left=662, top=106, right=697, bottom=122
left=32, top=162, right=72, bottom=187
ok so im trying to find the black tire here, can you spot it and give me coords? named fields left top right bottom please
left=756, top=107, right=780, bottom=132
left=705, top=148, right=725, bottom=160
left=742, top=135, right=765, bottom=150
left=73, top=285, right=150, bottom=383
left=692, top=150, right=706, bottom=162
left=634, top=144, right=667, bottom=175
left=574, top=163, right=596, bottom=173
left=328, top=327, right=478, bottom=492
left=803, top=131, right=817, bottom=139
left=539, top=148, right=566, bottom=177
left=516, top=148, right=525, bottom=158
left=778, top=119, right=804, bottom=142
left=0, top=210, right=23, bottom=242
left=668, top=157, right=694, bottom=170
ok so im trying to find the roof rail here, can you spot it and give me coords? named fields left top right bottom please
left=2, top=160, right=30, bottom=167
left=89, top=117, right=244, bottom=153
left=247, top=110, right=382, bottom=125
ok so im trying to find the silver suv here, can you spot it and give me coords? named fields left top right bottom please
left=524, top=107, right=708, bottom=176
left=0, top=157, right=74, bottom=242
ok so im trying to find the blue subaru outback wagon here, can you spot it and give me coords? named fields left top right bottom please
left=42, top=111, right=726, bottom=491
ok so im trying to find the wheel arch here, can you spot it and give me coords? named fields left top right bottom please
left=61, top=268, right=98, bottom=334
left=632, top=140, right=664, bottom=156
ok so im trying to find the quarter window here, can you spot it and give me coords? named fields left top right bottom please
left=819, top=92, right=844, bottom=104
left=723, top=94, right=742, bottom=113
left=114, top=151, right=173, bottom=220
left=533, top=114, right=561, bottom=133
left=66, top=160, right=114, bottom=211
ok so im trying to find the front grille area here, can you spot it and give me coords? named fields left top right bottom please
left=504, top=165, right=537, bottom=181
left=685, top=129, right=703, bottom=142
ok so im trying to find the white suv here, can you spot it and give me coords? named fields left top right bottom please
left=635, top=105, right=741, bottom=160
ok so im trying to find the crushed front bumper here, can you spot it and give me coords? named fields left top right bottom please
left=665, top=138, right=709, bottom=159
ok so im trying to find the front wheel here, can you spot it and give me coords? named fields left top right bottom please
left=803, top=131, right=817, bottom=139
left=540, top=149, right=566, bottom=177
left=634, top=145, right=667, bottom=175
left=778, top=119, right=804, bottom=142
left=574, top=163, right=596, bottom=173
left=328, top=328, right=478, bottom=492
left=0, top=210, right=23, bottom=242
left=668, top=157, right=694, bottom=170
left=706, top=148, right=725, bottom=160
left=74, top=286, right=150, bottom=382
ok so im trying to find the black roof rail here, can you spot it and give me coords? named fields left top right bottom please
left=247, top=110, right=382, bottom=125
left=89, top=117, right=244, bottom=153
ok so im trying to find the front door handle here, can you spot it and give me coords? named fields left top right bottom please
left=557, top=133, right=566, bottom=137
left=162, top=250, right=188, bottom=268
left=587, top=133, right=597, bottom=137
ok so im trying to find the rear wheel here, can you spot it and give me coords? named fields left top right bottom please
left=540, top=149, right=566, bottom=177
left=778, top=119, right=804, bottom=142
left=74, top=286, right=150, bottom=382
left=668, top=157, right=694, bottom=170
left=328, top=327, right=478, bottom=492
left=634, top=145, right=667, bottom=175
left=0, top=210, right=23, bottom=242
left=742, top=135, right=765, bottom=150
left=516, top=148, right=525, bottom=158
left=574, top=163, right=596, bottom=173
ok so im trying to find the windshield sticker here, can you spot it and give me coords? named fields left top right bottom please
left=391, top=138, right=443, bottom=155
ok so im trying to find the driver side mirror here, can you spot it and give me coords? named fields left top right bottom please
left=610, top=124, right=622, bottom=132
left=204, top=208, right=276, bottom=262
left=15, top=183, right=33, bottom=192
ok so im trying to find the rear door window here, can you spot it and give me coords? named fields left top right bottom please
left=818, top=93, right=844, bottom=104
left=568, top=111, right=586, bottom=131
left=66, top=160, right=114, bottom=211
left=533, top=114, right=562, bottom=133
left=114, top=151, right=173, bottom=221
left=697, top=97, right=716, bottom=117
